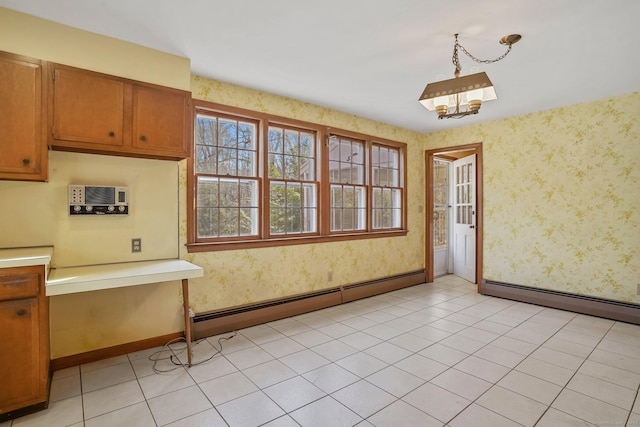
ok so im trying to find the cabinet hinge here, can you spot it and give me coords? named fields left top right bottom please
left=51, top=70, right=55, bottom=82
left=51, top=125, right=55, bottom=135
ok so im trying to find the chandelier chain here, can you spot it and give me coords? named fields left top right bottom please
left=452, top=33, right=513, bottom=72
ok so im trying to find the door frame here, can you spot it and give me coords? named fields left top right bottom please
left=425, top=142, right=483, bottom=289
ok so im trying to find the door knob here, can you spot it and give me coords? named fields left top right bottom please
left=469, top=225, right=475, bottom=229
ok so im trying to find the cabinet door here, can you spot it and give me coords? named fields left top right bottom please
left=0, top=52, right=47, bottom=182
left=52, top=66, right=126, bottom=147
left=131, top=85, right=190, bottom=158
left=0, top=298, right=41, bottom=411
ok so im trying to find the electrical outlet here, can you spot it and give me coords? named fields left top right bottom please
left=637, top=283, right=640, bottom=295
left=131, top=238, right=142, bottom=253
left=328, top=270, right=333, bottom=282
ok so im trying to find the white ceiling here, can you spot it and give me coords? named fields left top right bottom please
left=3, top=0, right=639, bottom=134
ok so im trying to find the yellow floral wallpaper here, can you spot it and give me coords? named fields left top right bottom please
left=182, top=75, right=426, bottom=313
left=425, top=92, right=640, bottom=303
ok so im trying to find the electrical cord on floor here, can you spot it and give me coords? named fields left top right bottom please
left=148, top=331, right=237, bottom=374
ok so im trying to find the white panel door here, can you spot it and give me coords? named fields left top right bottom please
left=453, top=154, right=476, bottom=283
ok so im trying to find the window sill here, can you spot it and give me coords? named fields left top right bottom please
left=186, top=230, right=409, bottom=253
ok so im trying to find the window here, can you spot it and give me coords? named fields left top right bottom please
left=188, top=102, right=407, bottom=251
left=267, top=125, right=318, bottom=236
left=372, top=144, right=403, bottom=229
left=194, top=113, right=259, bottom=239
left=329, top=135, right=366, bottom=232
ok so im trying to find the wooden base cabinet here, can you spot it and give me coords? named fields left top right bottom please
left=49, top=64, right=191, bottom=160
left=0, top=51, right=48, bottom=182
left=0, top=265, right=50, bottom=422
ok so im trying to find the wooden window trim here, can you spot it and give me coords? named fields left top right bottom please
left=187, top=100, right=407, bottom=253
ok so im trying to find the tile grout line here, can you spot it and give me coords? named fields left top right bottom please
left=440, top=295, right=575, bottom=425
left=625, top=386, right=640, bottom=427
left=531, top=319, right=617, bottom=426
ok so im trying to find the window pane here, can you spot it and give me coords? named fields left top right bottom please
left=329, top=136, right=365, bottom=186
left=300, top=158, right=314, bottom=181
left=217, top=148, right=237, bottom=175
left=329, top=160, right=340, bottom=182
left=388, top=149, right=399, bottom=169
left=219, top=119, right=238, bottom=148
left=285, top=129, right=298, bottom=155
left=197, top=177, right=218, bottom=208
left=270, top=208, right=285, bottom=234
left=219, top=208, right=239, bottom=236
left=372, top=187, right=401, bottom=230
left=269, top=181, right=317, bottom=235
left=342, top=208, right=354, bottom=230
left=284, top=155, right=299, bottom=180
left=195, top=145, right=217, bottom=174
left=268, top=127, right=283, bottom=153
left=238, top=122, right=255, bottom=149
left=195, top=116, right=217, bottom=146
left=197, top=207, right=217, bottom=238
left=351, top=164, right=364, bottom=185
left=240, top=207, right=258, bottom=236
left=219, top=179, right=238, bottom=207
left=288, top=183, right=302, bottom=208
left=237, top=149, right=254, bottom=177
left=300, top=132, right=314, bottom=157
left=195, top=115, right=218, bottom=174
left=434, top=208, right=447, bottom=249
left=330, top=185, right=366, bottom=231
left=331, top=208, right=341, bottom=230
left=239, top=180, right=257, bottom=207
left=331, top=185, right=343, bottom=206
left=196, top=176, right=258, bottom=238
left=329, top=138, right=339, bottom=161
left=269, top=153, right=284, bottom=178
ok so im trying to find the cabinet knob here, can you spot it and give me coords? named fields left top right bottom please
left=139, top=135, right=147, bottom=142
left=22, top=158, right=30, bottom=165
left=109, top=131, right=115, bottom=137
left=16, top=308, right=27, bottom=317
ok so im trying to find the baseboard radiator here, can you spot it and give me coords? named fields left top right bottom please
left=481, top=279, right=640, bottom=325
left=192, top=269, right=426, bottom=339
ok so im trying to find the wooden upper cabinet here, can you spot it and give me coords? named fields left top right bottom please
left=49, top=63, right=191, bottom=160
left=0, top=52, right=48, bottom=182
left=131, top=85, right=190, bottom=157
left=52, top=66, right=126, bottom=148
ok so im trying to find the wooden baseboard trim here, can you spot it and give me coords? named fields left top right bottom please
left=481, top=279, right=640, bottom=325
left=192, top=269, right=426, bottom=340
left=50, top=332, right=183, bottom=371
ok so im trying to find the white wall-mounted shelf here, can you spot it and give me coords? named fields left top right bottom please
left=46, top=259, right=203, bottom=296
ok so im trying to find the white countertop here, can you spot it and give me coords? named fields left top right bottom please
left=0, top=246, right=54, bottom=269
left=46, top=259, right=204, bottom=296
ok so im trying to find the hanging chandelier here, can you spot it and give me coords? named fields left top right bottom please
left=419, top=33, right=521, bottom=119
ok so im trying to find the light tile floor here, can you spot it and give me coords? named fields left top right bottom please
left=4, top=275, right=640, bottom=426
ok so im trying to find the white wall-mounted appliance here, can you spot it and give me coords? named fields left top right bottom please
left=68, top=185, right=128, bottom=215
